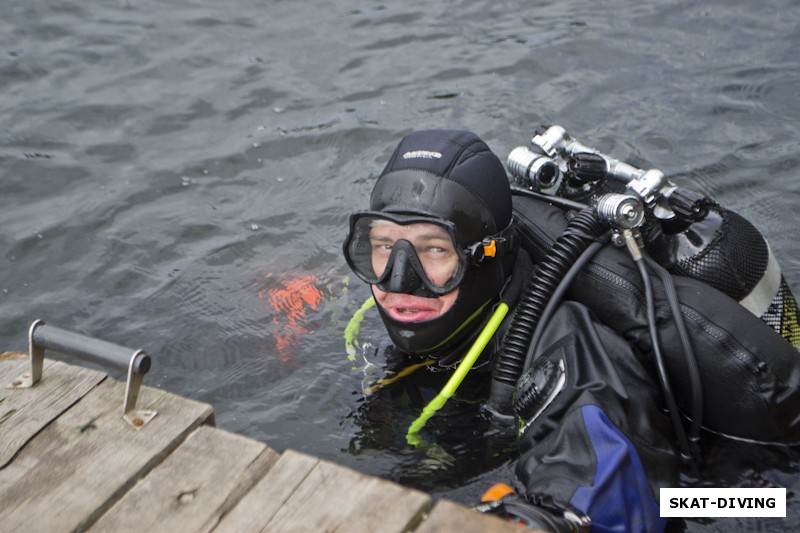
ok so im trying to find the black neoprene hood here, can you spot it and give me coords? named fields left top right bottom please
left=362, top=129, right=515, bottom=357
left=370, top=129, right=512, bottom=245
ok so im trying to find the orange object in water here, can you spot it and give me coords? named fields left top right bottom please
left=258, top=273, right=325, bottom=362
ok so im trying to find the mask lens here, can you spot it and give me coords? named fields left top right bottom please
left=345, top=213, right=464, bottom=294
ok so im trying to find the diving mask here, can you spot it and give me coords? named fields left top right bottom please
left=344, top=211, right=510, bottom=297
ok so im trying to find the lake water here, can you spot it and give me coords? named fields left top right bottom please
left=2, top=0, right=799, bottom=530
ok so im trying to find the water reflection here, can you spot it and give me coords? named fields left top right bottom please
left=1, top=0, right=799, bottom=529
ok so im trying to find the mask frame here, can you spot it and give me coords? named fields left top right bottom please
left=344, top=210, right=509, bottom=297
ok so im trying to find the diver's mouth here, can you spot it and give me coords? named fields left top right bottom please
left=388, top=305, right=439, bottom=323
left=372, top=286, right=456, bottom=323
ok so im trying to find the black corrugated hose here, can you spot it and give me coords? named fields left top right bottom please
left=487, top=207, right=607, bottom=415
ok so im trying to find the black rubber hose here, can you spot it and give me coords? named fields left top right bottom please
left=487, top=207, right=607, bottom=415
left=636, top=258, right=693, bottom=463
left=525, top=238, right=609, bottom=371
left=645, top=255, right=704, bottom=461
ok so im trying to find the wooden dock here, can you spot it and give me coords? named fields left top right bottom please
left=0, top=351, right=526, bottom=532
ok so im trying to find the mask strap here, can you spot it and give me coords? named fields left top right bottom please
left=466, top=221, right=517, bottom=264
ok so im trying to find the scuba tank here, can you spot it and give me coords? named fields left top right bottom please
left=506, top=125, right=800, bottom=347
left=492, top=125, right=800, bottom=448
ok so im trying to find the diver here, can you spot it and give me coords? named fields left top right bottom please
left=342, top=128, right=800, bottom=532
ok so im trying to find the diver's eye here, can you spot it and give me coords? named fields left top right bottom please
left=372, top=242, right=393, bottom=252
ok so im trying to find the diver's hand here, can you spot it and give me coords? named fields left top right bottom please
left=474, top=483, right=589, bottom=532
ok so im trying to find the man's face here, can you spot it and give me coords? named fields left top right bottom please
left=368, top=220, right=459, bottom=322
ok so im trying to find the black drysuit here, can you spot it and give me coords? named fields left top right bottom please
left=349, top=197, right=800, bottom=532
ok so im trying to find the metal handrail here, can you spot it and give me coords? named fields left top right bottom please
left=8, top=319, right=157, bottom=429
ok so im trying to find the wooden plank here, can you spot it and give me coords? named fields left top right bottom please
left=0, top=354, right=107, bottom=468
left=215, top=449, right=432, bottom=533
left=214, top=448, right=319, bottom=532
left=267, top=454, right=431, bottom=532
left=415, top=499, right=540, bottom=533
left=0, top=371, right=214, bottom=532
left=90, top=425, right=279, bottom=532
